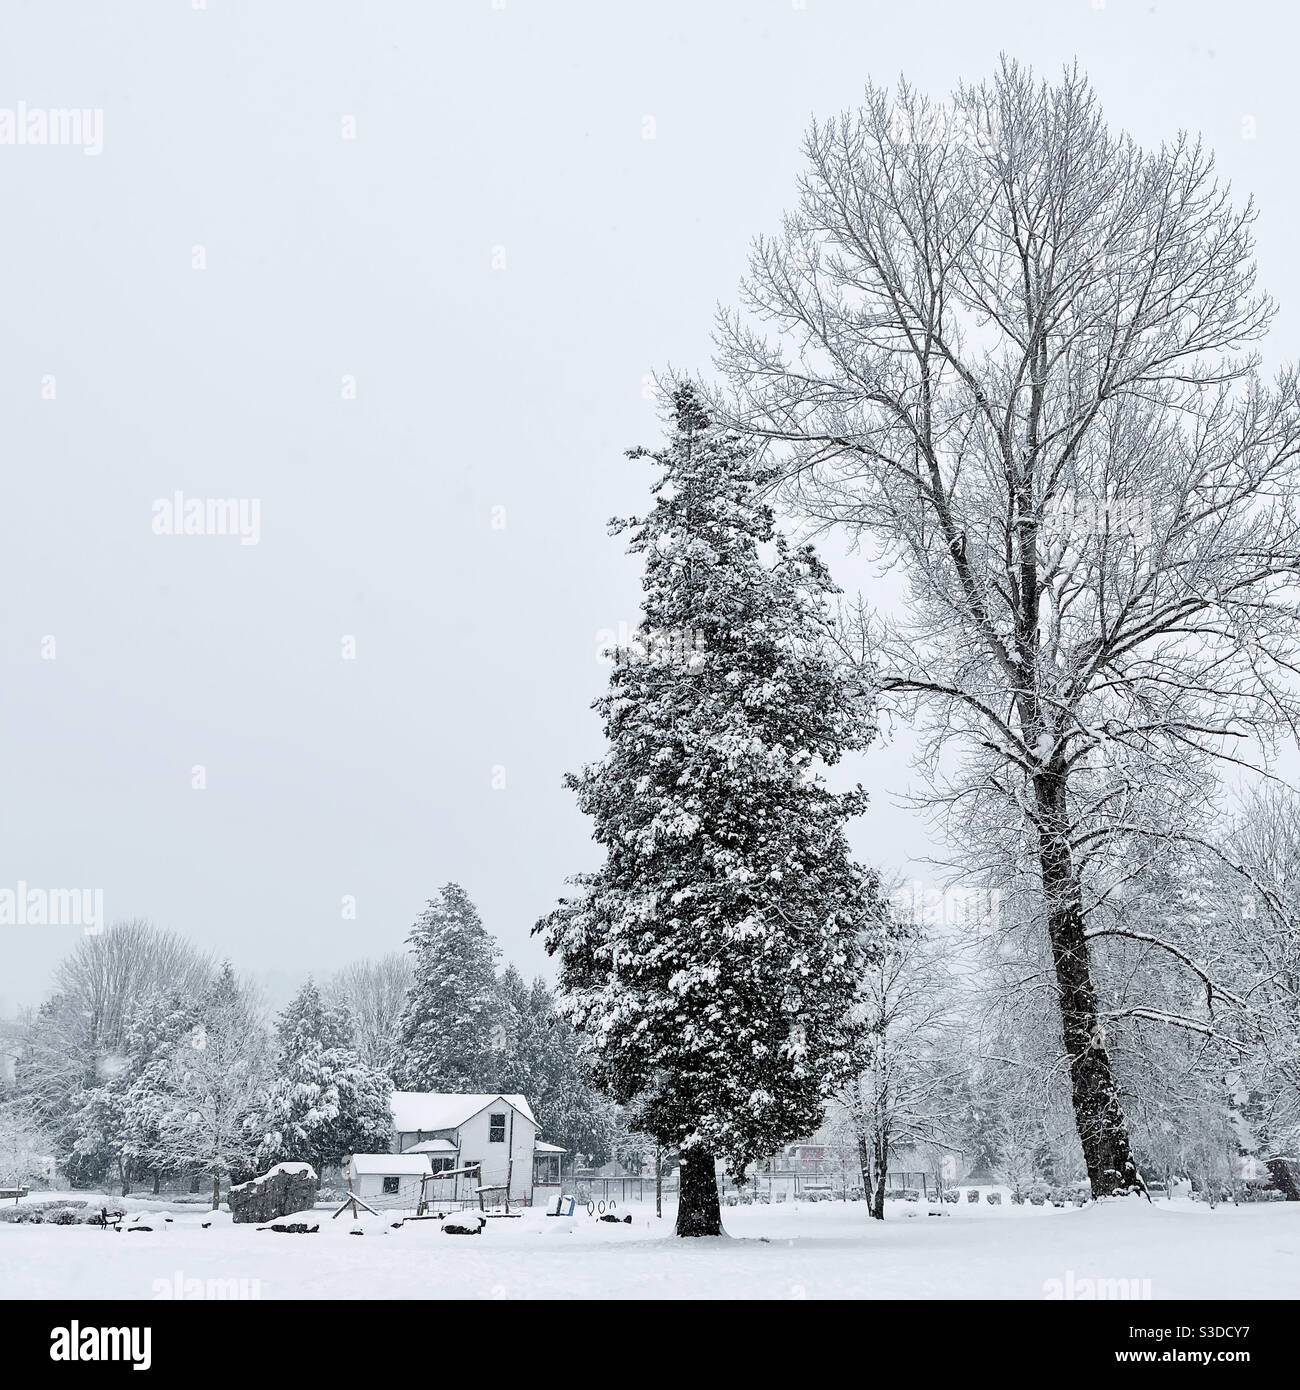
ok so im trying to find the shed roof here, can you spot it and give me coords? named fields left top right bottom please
left=348, top=1153, right=433, bottom=1176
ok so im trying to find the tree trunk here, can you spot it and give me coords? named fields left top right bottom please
left=675, top=1147, right=722, bottom=1237
left=1037, top=774, right=1143, bottom=1198
left=854, top=1133, right=878, bottom=1218
left=211, top=1170, right=221, bottom=1211
left=871, top=1134, right=887, bottom=1220
left=152, top=1170, right=161, bottom=1196
left=848, top=1082, right=886, bottom=1220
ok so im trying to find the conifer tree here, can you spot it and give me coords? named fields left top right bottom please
left=493, top=967, right=614, bottom=1164
left=395, top=885, right=500, bottom=1091
left=539, top=385, right=879, bottom=1235
left=256, top=979, right=392, bottom=1173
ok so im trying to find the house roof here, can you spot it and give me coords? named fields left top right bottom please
left=391, top=1092, right=536, bottom=1133
left=534, top=1141, right=567, bottom=1154
left=348, top=1153, right=433, bottom=1176
left=401, top=1138, right=458, bottom=1154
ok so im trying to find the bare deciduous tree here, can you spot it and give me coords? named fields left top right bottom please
left=16, top=920, right=212, bottom=1150
left=0, top=1101, right=54, bottom=1189
left=717, top=62, right=1300, bottom=1196
left=1200, top=786, right=1300, bottom=1152
left=327, top=953, right=412, bottom=1072
left=155, top=964, right=268, bottom=1209
left=846, top=917, right=960, bottom=1218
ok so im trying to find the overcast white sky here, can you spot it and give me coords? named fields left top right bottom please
left=2, top=0, right=1298, bottom=1012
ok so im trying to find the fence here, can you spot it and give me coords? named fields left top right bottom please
left=571, top=1171, right=872, bottom=1206
left=574, top=1175, right=677, bottom=1205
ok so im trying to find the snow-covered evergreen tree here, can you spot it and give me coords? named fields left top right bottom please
left=395, top=885, right=500, bottom=1091
left=255, top=979, right=392, bottom=1173
left=493, top=967, right=615, bottom=1164
left=116, top=989, right=203, bottom=1193
left=54, top=987, right=198, bottom=1196
left=539, top=384, right=879, bottom=1235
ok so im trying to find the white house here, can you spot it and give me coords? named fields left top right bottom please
left=391, top=1092, right=547, bottom=1206
left=343, top=1152, right=432, bottom=1207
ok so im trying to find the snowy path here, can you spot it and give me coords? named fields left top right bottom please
left=2, top=1198, right=1296, bottom=1300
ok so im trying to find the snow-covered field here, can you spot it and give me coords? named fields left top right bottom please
left=3, top=1193, right=1297, bottom=1300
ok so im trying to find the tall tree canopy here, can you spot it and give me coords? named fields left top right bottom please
left=395, top=884, right=500, bottom=1092
left=255, top=979, right=392, bottom=1173
left=717, top=62, right=1300, bottom=1196
left=540, top=385, right=880, bottom=1235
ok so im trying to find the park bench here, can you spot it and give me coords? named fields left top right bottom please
left=0, top=1186, right=29, bottom=1205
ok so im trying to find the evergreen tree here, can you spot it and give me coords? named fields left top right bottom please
left=255, top=979, right=392, bottom=1173
left=117, top=988, right=202, bottom=1193
left=65, top=1081, right=132, bottom=1195
left=493, top=968, right=615, bottom=1165
left=56, top=988, right=198, bottom=1196
left=395, top=885, right=500, bottom=1091
left=539, top=385, right=879, bottom=1235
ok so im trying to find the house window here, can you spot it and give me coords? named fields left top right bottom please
left=382, top=1176, right=401, bottom=1195
left=431, top=1157, right=455, bottom=1173
left=489, top=1113, right=507, bottom=1143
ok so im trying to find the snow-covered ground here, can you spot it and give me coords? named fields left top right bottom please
left=2, top=1192, right=1297, bottom=1299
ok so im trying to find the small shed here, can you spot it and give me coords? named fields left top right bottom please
left=344, top=1152, right=432, bottom=1205
left=401, top=1138, right=459, bottom=1173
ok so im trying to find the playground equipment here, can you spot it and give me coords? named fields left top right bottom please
left=409, top=1161, right=519, bottom=1218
